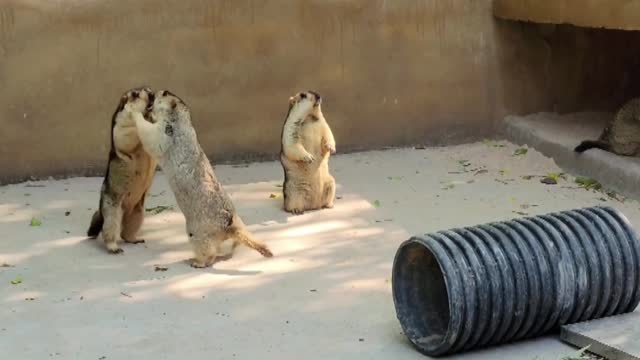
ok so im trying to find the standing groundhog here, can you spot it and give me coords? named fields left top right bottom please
left=280, top=91, right=336, bottom=215
left=87, top=87, right=157, bottom=254
left=126, top=90, right=273, bottom=268
left=575, top=97, right=640, bottom=156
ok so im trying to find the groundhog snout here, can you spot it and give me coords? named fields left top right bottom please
left=147, top=92, right=155, bottom=105
left=307, top=91, right=322, bottom=106
left=145, top=95, right=154, bottom=112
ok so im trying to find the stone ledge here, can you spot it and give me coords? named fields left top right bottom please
left=503, top=111, right=640, bottom=199
left=494, top=0, right=640, bottom=31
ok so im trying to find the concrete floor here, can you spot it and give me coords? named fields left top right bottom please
left=1, top=143, right=638, bottom=359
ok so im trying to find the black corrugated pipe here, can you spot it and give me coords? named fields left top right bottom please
left=392, top=206, right=640, bottom=357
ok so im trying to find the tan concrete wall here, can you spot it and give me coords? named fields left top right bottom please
left=1, top=0, right=638, bottom=184
left=0, top=0, right=499, bottom=183
left=494, top=21, right=640, bottom=118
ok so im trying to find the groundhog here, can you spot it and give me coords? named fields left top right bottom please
left=126, top=90, right=273, bottom=268
left=575, top=97, right=640, bottom=156
left=87, top=87, right=157, bottom=254
left=280, top=91, right=336, bottom=215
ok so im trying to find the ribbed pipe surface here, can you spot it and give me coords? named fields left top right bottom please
left=392, top=206, right=640, bottom=357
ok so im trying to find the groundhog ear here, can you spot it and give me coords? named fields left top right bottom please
left=171, top=100, right=177, bottom=109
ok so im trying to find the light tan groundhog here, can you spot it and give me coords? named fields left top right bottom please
left=126, top=90, right=273, bottom=268
left=280, top=91, right=336, bottom=215
left=87, top=87, right=157, bottom=254
left=575, top=97, right=640, bottom=156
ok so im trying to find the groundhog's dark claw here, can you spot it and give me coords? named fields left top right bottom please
left=190, top=257, right=214, bottom=268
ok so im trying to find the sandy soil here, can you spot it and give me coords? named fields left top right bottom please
left=1, top=142, right=637, bottom=359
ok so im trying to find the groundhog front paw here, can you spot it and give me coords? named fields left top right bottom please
left=326, top=144, right=336, bottom=154
left=299, top=153, right=315, bottom=164
left=123, top=103, right=136, bottom=114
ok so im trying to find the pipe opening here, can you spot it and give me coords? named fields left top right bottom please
left=393, top=241, right=451, bottom=352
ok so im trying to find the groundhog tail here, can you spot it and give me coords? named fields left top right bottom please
left=228, top=226, right=273, bottom=258
left=574, top=140, right=610, bottom=153
left=87, top=210, right=103, bottom=238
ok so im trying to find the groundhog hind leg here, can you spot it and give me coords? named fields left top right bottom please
left=189, top=234, right=218, bottom=268
left=101, top=196, right=124, bottom=254
left=322, top=175, right=336, bottom=209
left=284, top=180, right=307, bottom=215
left=121, top=196, right=146, bottom=245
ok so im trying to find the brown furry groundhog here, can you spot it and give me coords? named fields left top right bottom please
left=127, top=90, right=273, bottom=268
left=87, top=87, right=157, bottom=254
left=280, top=91, right=336, bottom=215
left=575, top=97, right=640, bottom=156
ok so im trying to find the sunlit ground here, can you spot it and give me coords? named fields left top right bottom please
left=2, top=143, right=637, bottom=359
